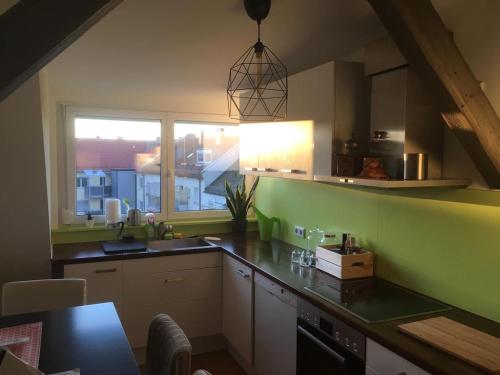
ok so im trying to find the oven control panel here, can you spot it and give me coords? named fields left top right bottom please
left=298, top=298, right=366, bottom=360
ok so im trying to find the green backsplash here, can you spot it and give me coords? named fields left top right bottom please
left=255, top=177, right=500, bottom=322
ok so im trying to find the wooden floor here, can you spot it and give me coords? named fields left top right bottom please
left=191, top=350, right=247, bottom=375
left=140, top=350, right=247, bottom=375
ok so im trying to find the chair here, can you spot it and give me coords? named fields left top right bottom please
left=1, top=279, right=86, bottom=316
left=145, top=314, right=212, bottom=375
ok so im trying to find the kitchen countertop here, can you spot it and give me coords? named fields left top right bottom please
left=52, top=232, right=500, bottom=375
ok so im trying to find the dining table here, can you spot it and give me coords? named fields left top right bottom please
left=0, top=302, right=140, bottom=374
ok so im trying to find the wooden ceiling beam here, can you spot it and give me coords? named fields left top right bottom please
left=0, top=0, right=123, bottom=104
left=368, top=0, right=500, bottom=188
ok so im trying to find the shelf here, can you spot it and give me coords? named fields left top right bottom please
left=313, top=175, right=471, bottom=189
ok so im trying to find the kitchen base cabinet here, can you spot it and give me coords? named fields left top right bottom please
left=222, top=254, right=253, bottom=364
left=64, top=260, right=123, bottom=314
left=122, top=298, right=222, bottom=348
left=254, top=273, right=297, bottom=375
left=63, top=252, right=223, bottom=352
left=366, top=338, right=430, bottom=375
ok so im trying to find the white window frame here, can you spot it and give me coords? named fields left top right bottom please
left=166, top=112, right=239, bottom=220
left=60, top=106, right=241, bottom=224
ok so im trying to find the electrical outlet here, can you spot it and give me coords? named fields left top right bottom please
left=294, top=225, right=305, bottom=238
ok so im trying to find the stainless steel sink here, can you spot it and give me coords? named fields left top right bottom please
left=147, top=237, right=216, bottom=251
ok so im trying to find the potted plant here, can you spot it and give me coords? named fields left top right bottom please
left=225, top=176, right=259, bottom=235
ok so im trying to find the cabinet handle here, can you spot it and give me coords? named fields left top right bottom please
left=280, top=169, right=306, bottom=174
left=164, top=277, right=185, bottom=283
left=236, top=269, right=251, bottom=279
left=94, top=268, right=117, bottom=274
left=257, top=168, right=278, bottom=172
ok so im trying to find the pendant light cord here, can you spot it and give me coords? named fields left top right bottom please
left=257, top=21, right=261, bottom=42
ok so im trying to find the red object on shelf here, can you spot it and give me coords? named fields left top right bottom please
left=0, top=322, right=42, bottom=368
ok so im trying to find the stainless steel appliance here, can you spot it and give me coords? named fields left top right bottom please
left=404, top=153, right=428, bottom=180
left=127, top=208, right=141, bottom=226
left=297, top=298, right=365, bottom=375
left=305, top=278, right=450, bottom=324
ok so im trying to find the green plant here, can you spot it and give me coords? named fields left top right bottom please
left=225, top=176, right=259, bottom=221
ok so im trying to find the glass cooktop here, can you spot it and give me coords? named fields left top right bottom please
left=305, top=278, right=451, bottom=324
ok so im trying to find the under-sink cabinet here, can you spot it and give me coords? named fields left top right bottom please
left=222, top=253, right=254, bottom=364
left=64, top=260, right=123, bottom=314
left=366, top=338, right=430, bottom=375
left=63, top=252, right=222, bottom=349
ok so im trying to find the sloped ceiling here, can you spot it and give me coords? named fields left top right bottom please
left=47, top=0, right=386, bottom=111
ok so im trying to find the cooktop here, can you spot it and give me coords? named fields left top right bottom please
left=305, top=278, right=451, bottom=324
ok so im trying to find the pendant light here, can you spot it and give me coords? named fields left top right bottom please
left=227, top=0, right=288, bottom=121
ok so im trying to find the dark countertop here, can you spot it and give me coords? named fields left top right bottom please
left=52, top=232, right=500, bottom=375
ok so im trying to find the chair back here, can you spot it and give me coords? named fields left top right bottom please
left=146, top=314, right=192, bottom=375
left=1, top=278, right=86, bottom=316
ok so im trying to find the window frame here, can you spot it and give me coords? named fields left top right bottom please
left=61, top=106, right=241, bottom=224
left=166, top=112, right=239, bottom=220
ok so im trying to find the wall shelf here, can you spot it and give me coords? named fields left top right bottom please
left=313, top=175, right=471, bottom=189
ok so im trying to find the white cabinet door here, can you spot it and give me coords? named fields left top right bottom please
left=239, top=123, right=260, bottom=173
left=366, top=338, right=430, bottom=375
left=122, top=298, right=221, bottom=348
left=254, top=273, right=297, bottom=375
left=64, top=261, right=123, bottom=314
left=222, top=254, right=253, bottom=364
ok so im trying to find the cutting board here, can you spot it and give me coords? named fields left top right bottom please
left=399, top=316, right=500, bottom=374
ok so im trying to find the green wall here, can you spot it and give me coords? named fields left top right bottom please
left=255, top=177, right=500, bottom=322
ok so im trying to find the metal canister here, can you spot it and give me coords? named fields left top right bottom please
left=127, top=208, right=142, bottom=226
left=404, top=153, right=428, bottom=180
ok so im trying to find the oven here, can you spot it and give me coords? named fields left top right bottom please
left=297, top=298, right=365, bottom=375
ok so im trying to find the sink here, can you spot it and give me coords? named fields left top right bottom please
left=147, top=237, right=216, bottom=251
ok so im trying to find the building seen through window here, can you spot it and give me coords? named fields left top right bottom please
left=174, top=122, right=242, bottom=212
left=74, top=117, right=161, bottom=215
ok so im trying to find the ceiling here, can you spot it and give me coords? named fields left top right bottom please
left=47, top=0, right=387, bottom=112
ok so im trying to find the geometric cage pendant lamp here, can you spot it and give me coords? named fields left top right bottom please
left=227, top=0, right=288, bottom=121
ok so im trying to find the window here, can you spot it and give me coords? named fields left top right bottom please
left=72, top=115, right=161, bottom=216
left=173, top=121, right=242, bottom=213
left=63, top=108, right=242, bottom=222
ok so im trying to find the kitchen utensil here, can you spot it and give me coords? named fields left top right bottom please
left=404, top=153, right=428, bottom=180
left=127, top=208, right=141, bottom=226
left=399, top=316, right=500, bottom=374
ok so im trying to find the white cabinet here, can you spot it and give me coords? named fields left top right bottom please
left=239, top=61, right=368, bottom=180
left=366, top=338, right=430, bottom=375
left=222, top=254, right=253, bottom=364
left=64, top=260, right=123, bottom=314
left=254, top=273, right=297, bottom=375
left=64, top=253, right=223, bottom=350
left=121, top=253, right=222, bottom=348
left=239, top=120, right=314, bottom=180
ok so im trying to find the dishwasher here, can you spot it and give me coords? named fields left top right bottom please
left=254, top=273, right=297, bottom=375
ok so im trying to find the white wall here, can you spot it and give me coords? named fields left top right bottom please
left=0, top=75, right=51, bottom=292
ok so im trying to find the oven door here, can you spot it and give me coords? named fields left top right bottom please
left=296, top=318, right=365, bottom=375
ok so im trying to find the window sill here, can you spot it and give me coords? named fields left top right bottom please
left=51, top=218, right=257, bottom=244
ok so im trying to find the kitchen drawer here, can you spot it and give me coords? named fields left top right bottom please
left=122, top=298, right=221, bottom=348
left=366, top=338, right=430, bottom=375
left=123, top=252, right=221, bottom=275
left=64, top=261, right=123, bottom=314
left=123, top=267, right=221, bottom=309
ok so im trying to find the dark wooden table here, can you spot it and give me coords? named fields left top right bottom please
left=0, top=302, right=139, bottom=374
